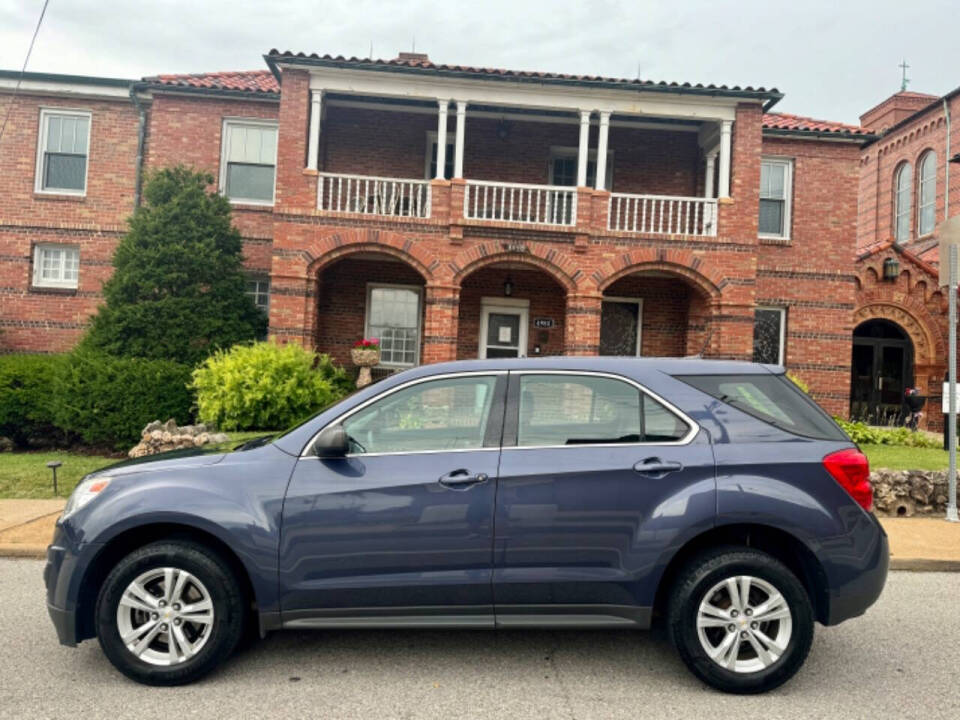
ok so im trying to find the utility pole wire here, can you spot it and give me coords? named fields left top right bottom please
left=0, top=0, right=51, bottom=148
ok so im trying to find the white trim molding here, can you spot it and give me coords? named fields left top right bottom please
left=758, top=156, right=794, bottom=240
left=754, top=306, right=787, bottom=365
left=218, top=117, right=279, bottom=206
left=34, top=107, right=92, bottom=197
left=479, top=297, right=530, bottom=359
left=364, top=282, right=424, bottom=368
left=32, top=243, right=80, bottom=289
left=601, top=296, right=644, bottom=356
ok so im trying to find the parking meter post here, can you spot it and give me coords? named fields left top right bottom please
left=949, top=243, right=959, bottom=522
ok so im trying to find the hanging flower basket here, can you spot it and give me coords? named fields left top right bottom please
left=351, top=339, right=381, bottom=387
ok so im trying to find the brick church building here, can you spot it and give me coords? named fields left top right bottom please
left=1, top=51, right=878, bottom=418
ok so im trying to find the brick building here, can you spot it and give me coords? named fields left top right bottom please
left=0, top=51, right=873, bottom=417
left=855, top=86, right=960, bottom=430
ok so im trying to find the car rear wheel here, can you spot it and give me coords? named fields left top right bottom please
left=667, top=547, right=814, bottom=694
left=95, top=540, right=245, bottom=685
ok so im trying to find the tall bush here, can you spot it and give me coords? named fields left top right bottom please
left=0, top=354, right=67, bottom=447
left=53, top=350, right=194, bottom=449
left=834, top=417, right=940, bottom=448
left=82, top=166, right=266, bottom=365
left=191, top=341, right=353, bottom=431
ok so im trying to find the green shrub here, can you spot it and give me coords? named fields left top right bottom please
left=191, top=341, right=353, bottom=431
left=786, top=372, right=810, bottom=395
left=53, top=350, right=194, bottom=449
left=0, top=354, right=67, bottom=447
left=834, top=417, right=941, bottom=448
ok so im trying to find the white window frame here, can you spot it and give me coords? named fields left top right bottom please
left=246, top=275, right=270, bottom=312
left=364, top=282, right=423, bottom=368
left=758, top=157, right=793, bottom=240
left=34, top=108, right=92, bottom=196
left=32, top=243, right=80, bottom=289
left=547, top=146, right=613, bottom=189
left=894, top=162, right=912, bottom=244
left=479, top=297, right=530, bottom=359
left=754, top=306, right=786, bottom=365
left=917, top=150, right=937, bottom=237
left=219, top=118, right=278, bottom=206
left=601, top=296, right=644, bottom=356
left=424, top=130, right=455, bottom=180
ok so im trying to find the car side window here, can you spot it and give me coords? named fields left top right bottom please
left=643, top=395, right=690, bottom=442
left=517, top=375, right=641, bottom=446
left=342, top=376, right=499, bottom=454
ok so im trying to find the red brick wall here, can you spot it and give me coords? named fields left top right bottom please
left=604, top=275, right=701, bottom=357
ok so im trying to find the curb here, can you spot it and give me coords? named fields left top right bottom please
left=889, top=557, right=960, bottom=572
left=0, top=544, right=47, bottom=559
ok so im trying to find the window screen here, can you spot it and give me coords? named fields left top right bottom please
left=678, top=373, right=847, bottom=441
left=223, top=122, right=277, bottom=202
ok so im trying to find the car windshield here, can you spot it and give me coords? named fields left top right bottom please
left=273, top=386, right=364, bottom=441
left=676, top=372, right=848, bottom=441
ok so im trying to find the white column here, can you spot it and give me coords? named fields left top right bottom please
left=718, top=120, right=732, bottom=198
left=454, top=100, right=467, bottom=178
left=595, top=111, right=611, bottom=190
left=307, top=90, right=322, bottom=171
left=435, top=99, right=450, bottom=180
left=704, top=151, right=717, bottom=198
left=576, top=110, right=591, bottom=187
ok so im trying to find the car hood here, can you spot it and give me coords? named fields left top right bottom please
left=85, top=435, right=276, bottom=479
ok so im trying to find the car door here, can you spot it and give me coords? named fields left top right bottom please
left=279, top=371, right=506, bottom=627
left=493, top=370, right=716, bottom=627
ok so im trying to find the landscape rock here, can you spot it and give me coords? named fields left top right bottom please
left=0, top=436, right=14, bottom=453
left=128, top=419, right=230, bottom=458
left=871, top=469, right=949, bottom=516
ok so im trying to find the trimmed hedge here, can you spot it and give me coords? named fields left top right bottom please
left=191, top=341, right=353, bottom=431
left=0, top=354, right=66, bottom=446
left=835, top=418, right=941, bottom=448
left=53, top=351, right=195, bottom=449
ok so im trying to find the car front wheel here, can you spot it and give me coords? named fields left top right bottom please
left=667, top=547, right=814, bottom=694
left=95, top=540, right=245, bottom=685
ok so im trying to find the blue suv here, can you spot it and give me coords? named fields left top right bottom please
left=45, top=358, right=888, bottom=693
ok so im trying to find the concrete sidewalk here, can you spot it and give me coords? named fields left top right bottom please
left=1, top=499, right=959, bottom=569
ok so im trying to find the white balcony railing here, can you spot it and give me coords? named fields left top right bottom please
left=317, top=172, right=431, bottom=218
left=464, top=180, right=577, bottom=226
left=608, top=194, right=717, bottom=237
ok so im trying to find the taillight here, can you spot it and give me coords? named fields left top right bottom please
left=823, top=448, right=873, bottom=511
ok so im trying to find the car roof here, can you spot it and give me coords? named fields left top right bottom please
left=393, top=356, right=781, bottom=379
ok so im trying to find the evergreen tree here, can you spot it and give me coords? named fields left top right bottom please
left=83, top=166, right=266, bottom=365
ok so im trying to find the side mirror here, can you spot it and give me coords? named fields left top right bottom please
left=312, top=425, right=349, bottom=458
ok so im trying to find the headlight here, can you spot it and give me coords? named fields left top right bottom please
left=62, top=476, right=112, bottom=520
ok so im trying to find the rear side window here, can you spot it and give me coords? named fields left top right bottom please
left=516, top=374, right=691, bottom=446
left=677, top=373, right=846, bottom=441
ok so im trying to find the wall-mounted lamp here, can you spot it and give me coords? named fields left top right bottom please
left=503, top=277, right=514, bottom=296
left=883, top=256, right=900, bottom=281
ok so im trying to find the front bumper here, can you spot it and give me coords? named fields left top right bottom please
left=43, top=523, right=100, bottom=647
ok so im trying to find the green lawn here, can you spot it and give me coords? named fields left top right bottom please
left=0, top=431, right=278, bottom=499
left=861, top=444, right=949, bottom=471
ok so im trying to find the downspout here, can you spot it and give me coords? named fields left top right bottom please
left=945, top=98, right=951, bottom=220
left=129, top=84, right=146, bottom=208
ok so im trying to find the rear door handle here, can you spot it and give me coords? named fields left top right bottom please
left=633, top=458, right=683, bottom=477
left=438, top=468, right=489, bottom=490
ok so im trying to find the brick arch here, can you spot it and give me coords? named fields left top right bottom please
left=449, top=241, right=580, bottom=291
left=303, top=227, right=436, bottom=281
left=593, top=248, right=723, bottom=299
left=853, top=303, right=937, bottom=366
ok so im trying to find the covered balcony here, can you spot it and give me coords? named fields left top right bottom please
left=305, top=91, right=732, bottom=237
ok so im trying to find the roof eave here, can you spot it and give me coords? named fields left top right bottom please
left=138, top=80, right=280, bottom=102
left=762, top=127, right=877, bottom=144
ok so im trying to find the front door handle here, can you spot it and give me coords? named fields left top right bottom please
left=633, top=458, right=683, bottom=477
left=438, top=468, right=489, bottom=490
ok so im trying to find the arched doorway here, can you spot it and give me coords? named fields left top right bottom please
left=850, top=319, right=914, bottom=424
left=600, top=270, right=713, bottom=356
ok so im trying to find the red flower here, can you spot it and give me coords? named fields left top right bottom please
left=354, top=338, right=380, bottom=348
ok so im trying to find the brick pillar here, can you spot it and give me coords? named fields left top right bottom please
left=275, top=68, right=316, bottom=212
left=564, top=292, right=603, bottom=355
left=710, top=301, right=755, bottom=361
left=423, top=284, right=460, bottom=363
left=717, top=103, right=762, bottom=238
left=267, top=271, right=317, bottom=349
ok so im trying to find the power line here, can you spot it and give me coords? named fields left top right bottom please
left=0, top=0, right=52, bottom=148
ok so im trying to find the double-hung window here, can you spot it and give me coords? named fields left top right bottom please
left=220, top=119, right=278, bottom=204
left=894, top=162, right=912, bottom=244
left=917, top=151, right=936, bottom=237
left=33, top=244, right=79, bottom=289
left=365, top=284, right=422, bottom=367
left=36, top=109, right=91, bottom=194
left=758, top=158, right=793, bottom=238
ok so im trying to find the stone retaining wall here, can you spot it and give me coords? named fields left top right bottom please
left=872, top=469, right=950, bottom=516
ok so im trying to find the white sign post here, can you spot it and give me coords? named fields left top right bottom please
left=938, top=217, right=960, bottom=522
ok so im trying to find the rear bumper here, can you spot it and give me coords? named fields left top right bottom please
left=824, top=518, right=889, bottom=625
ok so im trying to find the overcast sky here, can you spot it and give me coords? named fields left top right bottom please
left=1, top=0, right=957, bottom=124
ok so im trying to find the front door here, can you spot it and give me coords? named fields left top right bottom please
left=493, top=371, right=716, bottom=626
left=850, top=339, right=912, bottom=424
left=480, top=300, right=529, bottom=358
left=279, top=373, right=507, bottom=626
left=600, top=298, right=643, bottom=356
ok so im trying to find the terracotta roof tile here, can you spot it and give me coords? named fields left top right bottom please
left=763, top=112, right=872, bottom=136
left=145, top=70, right=279, bottom=94
left=266, top=50, right=779, bottom=96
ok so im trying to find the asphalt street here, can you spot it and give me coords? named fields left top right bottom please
left=1, top=559, right=957, bottom=720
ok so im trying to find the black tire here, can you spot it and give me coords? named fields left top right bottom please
left=95, top=540, right=245, bottom=686
left=667, top=546, right=814, bottom=694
